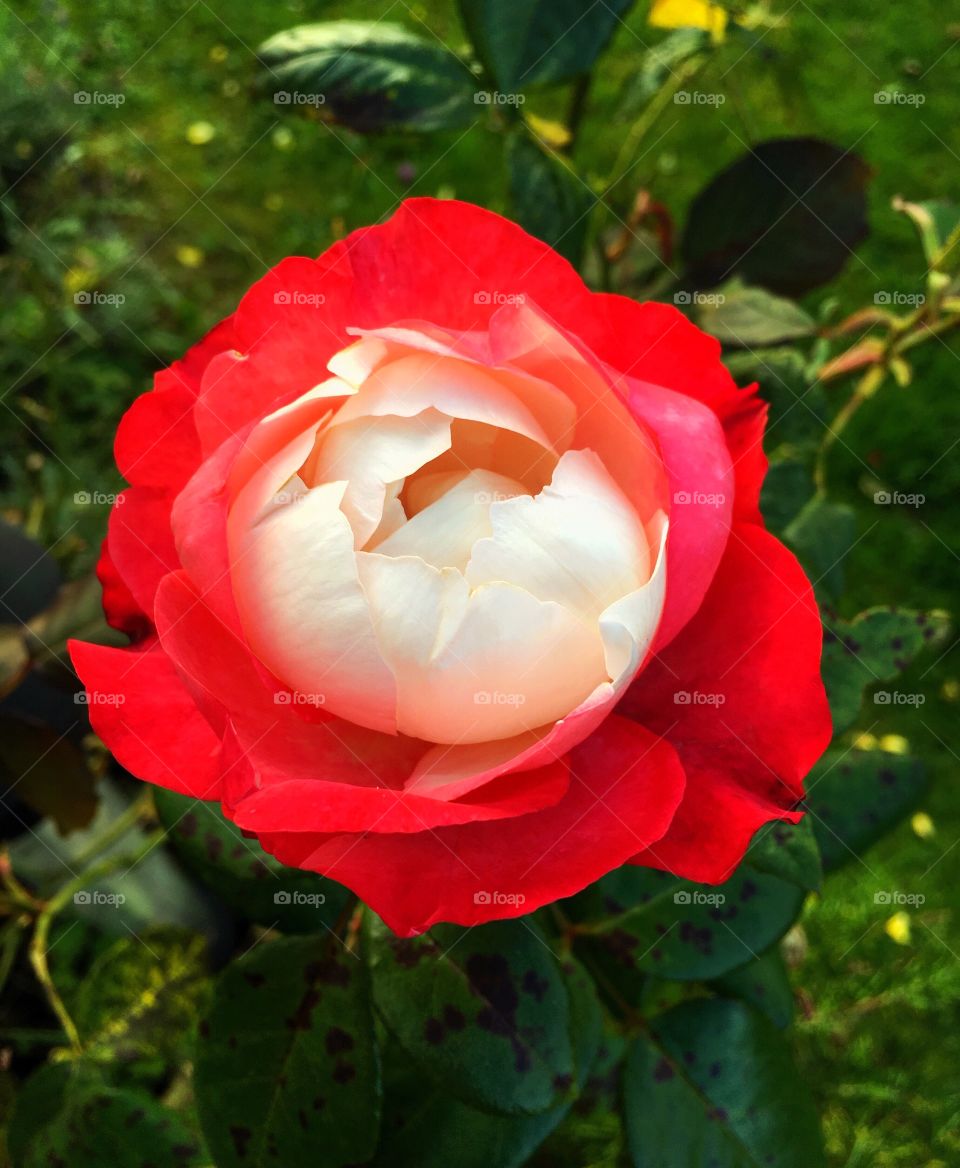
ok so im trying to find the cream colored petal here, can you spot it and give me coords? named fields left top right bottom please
left=356, top=553, right=606, bottom=745
left=600, top=512, right=669, bottom=684
left=229, top=480, right=398, bottom=734
left=329, top=351, right=573, bottom=454
left=304, top=409, right=452, bottom=547
left=373, top=469, right=527, bottom=571
left=466, top=448, right=651, bottom=621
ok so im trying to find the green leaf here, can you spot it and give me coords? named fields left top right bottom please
left=369, top=917, right=575, bottom=1115
left=194, top=934, right=379, bottom=1168
left=460, top=0, right=635, bottom=91
left=370, top=955, right=601, bottom=1168
left=0, top=715, right=97, bottom=835
left=697, top=283, right=817, bottom=347
left=782, top=495, right=857, bottom=602
left=8, top=1062, right=203, bottom=1168
left=619, top=28, right=711, bottom=115
left=724, top=347, right=829, bottom=453
left=507, top=131, right=593, bottom=266
left=624, top=998, right=825, bottom=1167
left=73, top=928, right=210, bottom=1084
left=258, top=22, right=478, bottom=133
left=760, top=457, right=816, bottom=534
left=713, top=947, right=795, bottom=1030
left=746, top=815, right=821, bottom=891
left=0, top=518, right=60, bottom=625
left=567, top=864, right=804, bottom=982
left=893, top=195, right=960, bottom=273
left=821, top=607, right=951, bottom=734
left=681, top=137, right=870, bottom=296
left=805, top=747, right=928, bottom=872
left=154, top=786, right=352, bottom=933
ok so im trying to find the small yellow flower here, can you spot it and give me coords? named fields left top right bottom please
left=209, top=44, right=229, bottom=63
left=272, top=127, right=295, bottom=151
left=176, top=245, right=204, bottom=269
left=186, top=121, right=216, bottom=146
left=880, top=734, right=909, bottom=755
left=853, top=732, right=878, bottom=751
left=941, top=679, right=959, bottom=702
left=649, top=0, right=729, bottom=42
left=884, top=911, right=911, bottom=945
left=911, top=812, right=935, bottom=839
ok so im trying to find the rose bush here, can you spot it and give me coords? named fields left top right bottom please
left=70, top=198, right=831, bottom=936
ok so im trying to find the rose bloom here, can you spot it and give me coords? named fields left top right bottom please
left=71, top=200, right=831, bottom=936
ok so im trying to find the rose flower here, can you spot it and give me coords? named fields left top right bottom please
left=71, top=199, right=831, bottom=936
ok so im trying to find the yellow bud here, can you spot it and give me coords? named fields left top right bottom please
left=186, top=121, right=216, bottom=145
left=880, top=734, right=909, bottom=755
left=175, top=245, right=204, bottom=269
left=911, top=812, right=935, bottom=839
left=853, top=732, right=878, bottom=751
left=884, top=911, right=911, bottom=945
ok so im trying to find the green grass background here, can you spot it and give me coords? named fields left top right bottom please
left=1, top=2, right=958, bottom=1164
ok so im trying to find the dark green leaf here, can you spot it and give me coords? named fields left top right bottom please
left=0, top=519, right=60, bottom=625
left=624, top=998, right=825, bottom=1167
left=805, top=748, right=928, bottom=872
left=746, top=815, right=822, bottom=891
left=155, top=786, right=352, bottom=933
left=370, top=955, right=600, bottom=1167
left=760, top=457, right=816, bottom=534
left=507, top=131, right=593, bottom=266
left=194, top=934, right=379, bottom=1168
left=74, top=928, right=210, bottom=1084
left=619, top=28, right=711, bottom=115
left=567, top=864, right=804, bottom=982
left=460, top=0, right=634, bottom=91
left=9, top=1062, right=203, bottom=1168
left=713, top=947, right=795, bottom=1030
left=681, top=137, right=870, bottom=296
left=724, top=346, right=829, bottom=452
left=369, top=916, right=575, bottom=1115
left=783, top=495, right=857, bottom=602
left=697, top=283, right=817, bottom=346
left=0, top=715, right=97, bottom=835
left=821, top=607, right=951, bottom=734
left=258, top=21, right=478, bottom=132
